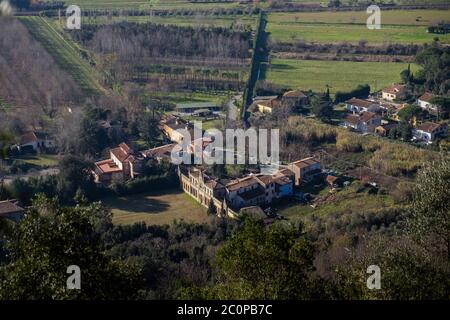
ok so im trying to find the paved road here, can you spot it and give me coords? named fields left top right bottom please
left=226, top=94, right=242, bottom=121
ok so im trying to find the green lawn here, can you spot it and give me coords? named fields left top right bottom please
left=17, top=154, right=60, bottom=168
left=103, top=189, right=210, bottom=225
left=18, top=16, right=105, bottom=96
left=267, top=10, right=450, bottom=45
left=269, top=10, right=450, bottom=26
left=266, top=58, right=420, bottom=93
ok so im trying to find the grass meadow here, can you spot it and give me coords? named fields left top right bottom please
left=266, top=58, right=420, bottom=93
left=103, top=189, right=209, bottom=225
left=267, top=10, right=450, bottom=45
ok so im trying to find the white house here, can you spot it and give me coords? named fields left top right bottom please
left=412, top=122, right=448, bottom=144
left=341, top=112, right=382, bottom=133
left=417, top=92, right=438, bottom=112
left=17, top=131, right=54, bottom=152
left=345, top=98, right=380, bottom=114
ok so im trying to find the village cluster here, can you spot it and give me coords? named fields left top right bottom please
left=2, top=82, right=448, bottom=222
left=254, top=84, right=448, bottom=144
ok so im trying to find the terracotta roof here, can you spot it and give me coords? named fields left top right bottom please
left=255, top=175, right=274, bottom=185
left=417, top=122, right=443, bottom=133
left=345, top=98, right=375, bottom=109
left=418, top=92, right=437, bottom=103
left=95, top=159, right=122, bottom=174
left=292, top=157, right=320, bottom=169
left=383, top=84, right=406, bottom=95
left=0, top=200, right=25, bottom=216
left=276, top=168, right=295, bottom=178
left=110, top=147, right=129, bottom=163
left=143, top=144, right=176, bottom=158
left=205, top=180, right=225, bottom=190
left=344, top=114, right=361, bottom=125
left=359, top=111, right=377, bottom=123
left=283, top=90, right=307, bottom=99
left=226, top=176, right=260, bottom=192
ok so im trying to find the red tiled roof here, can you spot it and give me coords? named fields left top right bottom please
left=345, top=98, right=375, bottom=109
left=418, top=92, right=437, bottom=103
left=292, top=157, right=320, bottom=169
left=417, top=122, right=443, bottom=133
left=359, top=111, right=377, bottom=123
left=95, top=159, right=122, bottom=174
left=283, top=90, right=307, bottom=99
left=226, top=176, right=260, bottom=192
left=344, top=114, right=361, bottom=125
left=383, top=84, right=406, bottom=95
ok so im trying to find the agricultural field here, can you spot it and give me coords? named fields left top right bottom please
left=104, top=189, right=209, bottom=225
left=73, top=0, right=241, bottom=10
left=18, top=16, right=105, bottom=96
left=266, top=58, right=419, bottom=93
left=80, top=13, right=258, bottom=29
left=267, top=10, right=450, bottom=45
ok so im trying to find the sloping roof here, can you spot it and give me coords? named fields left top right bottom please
left=359, top=111, right=377, bottom=123
left=291, top=157, right=320, bottom=169
left=255, top=175, right=274, bottom=186
left=0, top=200, right=25, bottom=215
left=226, top=176, right=260, bottom=192
left=345, top=98, right=374, bottom=109
left=283, top=90, right=307, bottom=99
left=418, top=92, right=437, bottom=103
left=205, top=179, right=225, bottom=190
left=383, top=84, right=406, bottom=95
left=143, top=144, right=176, bottom=158
left=344, top=114, right=361, bottom=125
left=417, top=122, right=443, bottom=133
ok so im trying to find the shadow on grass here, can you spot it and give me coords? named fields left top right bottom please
left=102, top=189, right=185, bottom=214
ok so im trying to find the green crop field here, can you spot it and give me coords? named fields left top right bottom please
left=19, top=16, right=105, bottom=96
left=269, top=10, right=450, bottom=26
left=74, top=0, right=241, bottom=10
left=267, top=10, right=450, bottom=44
left=266, top=58, right=420, bottom=93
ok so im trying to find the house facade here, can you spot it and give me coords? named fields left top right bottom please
left=412, top=122, right=448, bottom=144
left=345, top=98, right=379, bottom=114
left=287, top=157, right=322, bottom=186
left=178, top=164, right=297, bottom=214
left=382, top=84, right=407, bottom=102
left=17, top=131, right=55, bottom=152
left=342, top=112, right=382, bottom=133
left=417, top=92, right=438, bottom=112
left=160, top=116, right=196, bottom=144
left=93, top=143, right=143, bottom=185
